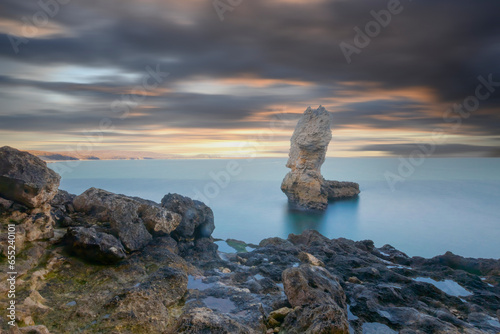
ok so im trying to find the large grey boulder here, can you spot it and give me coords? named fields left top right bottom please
left=63, top=226, right=126, bottom=264
left=281, top=107, right=359, bottom=211
left=0, top=146, right=60, bottom=208
left=161, top=193, right=215, bottom=241
left=73, top=188, right=181, bottom=251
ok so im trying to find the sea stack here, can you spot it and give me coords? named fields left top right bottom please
left=281, top=106, right=360, bottom=211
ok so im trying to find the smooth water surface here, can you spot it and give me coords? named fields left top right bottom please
left=48, top=158, right=500, bottom=258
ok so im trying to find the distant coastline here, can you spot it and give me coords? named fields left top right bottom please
left=26, top=149, right=230, bottom=162
left=26, top=149, right=500, bottom=163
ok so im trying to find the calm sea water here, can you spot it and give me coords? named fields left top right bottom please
left=48, top=158, right=500, bottom=259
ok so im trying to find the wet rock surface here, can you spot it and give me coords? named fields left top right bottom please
left=281, top=107, right=359, bottom=211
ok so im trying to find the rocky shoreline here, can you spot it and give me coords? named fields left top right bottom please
left=1, top=146, right=500, bottom=333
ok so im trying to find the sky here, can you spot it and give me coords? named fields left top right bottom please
left=0, top=0, right=499, bottom=158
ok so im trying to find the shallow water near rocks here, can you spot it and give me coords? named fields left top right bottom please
left=214, top=240, right=237, bottom=253
left=187, top=276, right=216, bottom=291
left=414, top=277, right=472, bottom=297
left=486, top=318, right=500, bottom=329
left=347, top=304, right=358, bottom=321
left=202, top=296, right=236, bottom=313
left=362, top=322, right=397, bottom=334
left=50, top=157, right=500, bottom=258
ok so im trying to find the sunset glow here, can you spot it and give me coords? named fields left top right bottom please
left=0, top=0, right=498, bottom=158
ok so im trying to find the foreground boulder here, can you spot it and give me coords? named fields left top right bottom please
left=73, top=188, right=181, bottom=251
left=161, top=193, right=215, bottom=241
left=281, top=107, right=359, bottom=211
left=0, top=146, right=60, bottom=208
left=63, top=226, right=126, bottom=264
left=0, top=147, right=59, bottom=251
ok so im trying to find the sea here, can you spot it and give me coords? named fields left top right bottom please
left=48, top=158, right=500, bottom=259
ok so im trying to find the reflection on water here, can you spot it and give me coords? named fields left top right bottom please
left=284, top=196, right=360, bottom=238
left=187, top=276, right=216, bottom=291
left=284, top=206, right=326, bottom=235
left=202, top=296, right=236, bottom=313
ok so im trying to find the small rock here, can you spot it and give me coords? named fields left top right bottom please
left=268, top=317, right=280, bottom=328
left=22, top=315, right=36, bottom=326
left=298, top=251, right=324, bottom=267
left=63, top=226, right=126, bottom=264
left=50, top=189, right=76, bottom=207
left=269, top=307, right=293, bottom=322
left=18, top=325, right=51, bottom=334
left=353, top=267, right=381, bottom=280
left=174, top=307, right=253, bottom=333
left=323, top=180, right=360, bottom=200
left=348, top=276, right=362, bottom=284
left=0, top=196, right=14, bottom=209
left=259, top=237, right=294, bottom=248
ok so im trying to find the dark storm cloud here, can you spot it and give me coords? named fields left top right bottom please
left=2, top=0, right=499, bottom=98
left=330, top=99, right=500, bottom=136
left=0, top=75, right=126, bottom=99
left=0, top=90, right=298, bottom=132
left=0, top=72, right=309, bottom=130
